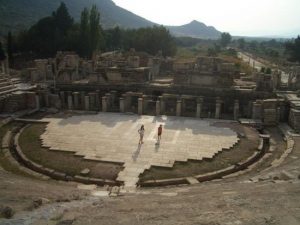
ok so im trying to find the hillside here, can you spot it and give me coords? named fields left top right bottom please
left=167, top=20, right=221, bottom=39
left=0, top=0, right=155, bottom=35
left=0, top=0, right=222, bottom=39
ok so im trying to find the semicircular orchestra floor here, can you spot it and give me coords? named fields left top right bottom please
left=40, top=113, right=239, bottom=187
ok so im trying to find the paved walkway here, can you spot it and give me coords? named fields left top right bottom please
left=40, top=113, right=239, bottom=187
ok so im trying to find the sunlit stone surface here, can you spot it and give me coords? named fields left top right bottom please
left=41, top=113, right=239, bottom=187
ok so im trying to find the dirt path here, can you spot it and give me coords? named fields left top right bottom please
left=0, top=131, right=299, bottom=225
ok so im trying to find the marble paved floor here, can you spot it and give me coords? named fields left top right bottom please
left=40, top=113, right=239, bottom=187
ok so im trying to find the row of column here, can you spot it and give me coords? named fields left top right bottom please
left=59, top=91, right=241, bottom=120
left=132, top=96, right=240, bottom=120
left=60, top=91, right=117, bottom=112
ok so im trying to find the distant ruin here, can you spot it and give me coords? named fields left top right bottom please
left=1, top=50, right=300, bottom=132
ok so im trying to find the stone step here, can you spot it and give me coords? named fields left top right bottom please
left=0, top=78, right=8, bottom=83
left=0, top=88, right=19, bottom=97
left=0, top=85, right=15, bottom=93
left=0, top=81, right=12, bottom=88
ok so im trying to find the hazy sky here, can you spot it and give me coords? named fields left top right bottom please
left=112, top=0, right=300, bottom=37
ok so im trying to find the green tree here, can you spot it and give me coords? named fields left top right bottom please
left=249, top=41, right=258, bottom=50
left=14, top=2, right=75, bottom=57
left=266, top=68, right=272, bottom=74
left=237, top=38, right=245, bottom=50
left=89, top=5, right=102, bottom=56
left=7, top=31, right=14, bottom=67
left=285, top=36, right=300, bottom=62
left=53, top=2, right=73, bottom=34
left=80, top=7, right=90, bottom=57
left=111, top=26, right=122, bottom=49
left=220, top=32, right=232, bottom=47
left=207, top=47, right=218, bottom=57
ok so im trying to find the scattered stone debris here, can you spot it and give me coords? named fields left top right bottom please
left=0, top=206, right=14, bottom=219
left=80, top=168, right=90, bottom=176
left=56, top=212, right=76, bottom=225
left=279, top=170, right=296, bottom=180
left=32, top=198, right=50, bottom=209
left=109, top=186, right=120, bottom=197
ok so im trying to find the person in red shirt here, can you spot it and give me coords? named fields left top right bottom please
left=157, top=124, right=163, bottom=143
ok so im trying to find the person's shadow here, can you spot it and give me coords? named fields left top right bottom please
left=132, top=144, right=142, bottom=162
left=155, top=140, right=160, bottom=152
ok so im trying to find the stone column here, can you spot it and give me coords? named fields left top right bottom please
left=73, top=92, right=79, bottom=110
left=120, top=97, right=125, bottom=113
left=156, top=100, right=160, bottom=116
left=277, top=107, right=281, bottom=123
left=67, top=95, right=73, bottom=110
left=215, top=98, right=222, bottom=119
left=105, top=93, right=111, bottom=111
left=60, top=91, right=65, bottom=109
left=234, top=100, right=239, bottom=120
left=196, top=98, right=203, bottom=118
left=35, top=94, right=40, bottom=110
left=142, top=95, right=148, bottom=114
left=102, top=96, right=107, bottom=112
left=159, top=96, right=165, bottom=115
left=176, top=100, right=182, bottom=117
left=138, top=98, right=143, bottom=115
left=84, top=96, right=90, bottom=111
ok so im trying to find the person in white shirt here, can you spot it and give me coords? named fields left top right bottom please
left=138, top=125, right=145, bottom=145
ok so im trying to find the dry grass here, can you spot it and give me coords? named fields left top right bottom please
left=19, top=124, right=124, bottom=180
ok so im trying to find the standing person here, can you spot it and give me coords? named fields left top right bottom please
left=138, top=125, right=145, bottom=145
left=157, top=124, right=163, bottom=144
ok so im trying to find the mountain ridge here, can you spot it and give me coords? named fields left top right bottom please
left=167, top=20, right=221, bottom=39
left=0, top=0, right=221, bottom=39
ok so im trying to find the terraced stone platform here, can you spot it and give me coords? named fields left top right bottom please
left=40, top=113, right=239, bottom=187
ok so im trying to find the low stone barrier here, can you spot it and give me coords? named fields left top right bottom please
left=11, top=125, right=122, bottom=186
left=140, top=136, right=268, bottom=187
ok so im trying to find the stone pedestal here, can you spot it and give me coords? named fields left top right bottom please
left=102, top=96, right=107, bottom=112
left=73, top=92, right=79, bottom=110
left=234, top=100, right=239, bottom=120
left=215, top=99, right=222, bottom=119
left=156, top=100, right=160, bottom=116
left=176, top=100, right=182, bottom=117
left=84, top=96, right=90, bottom=111
left=67, top=95, right=73, bottom=110
left=120, top=98, right=125, bottom=113
left=138, top=98, right=143, bottom=115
